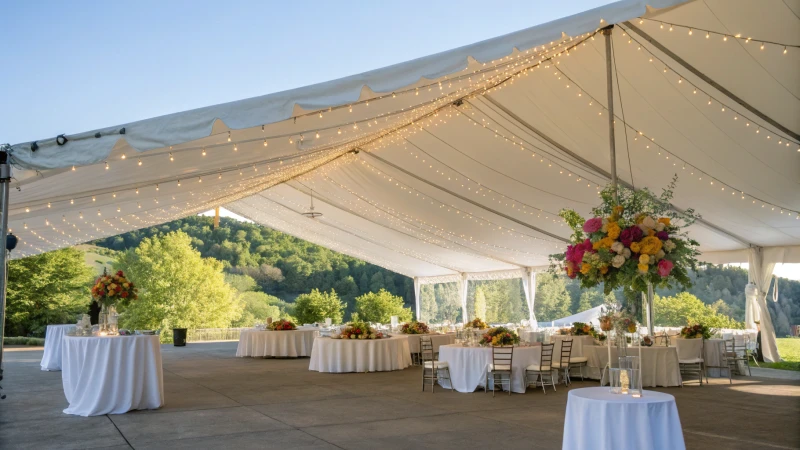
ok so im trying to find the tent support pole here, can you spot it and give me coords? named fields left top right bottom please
left=602, top=25, right=618, bottom=204
left=213, top=206, right=220, bottom=229
left=0, top=149, right=11, bottom=394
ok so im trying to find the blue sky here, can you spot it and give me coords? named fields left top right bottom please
left=0, top=0, right=613, bottom=144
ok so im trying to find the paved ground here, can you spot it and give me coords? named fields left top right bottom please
left=1, top=342, right=798, bottom=450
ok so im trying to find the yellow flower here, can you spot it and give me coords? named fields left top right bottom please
left=630, top=242, right=641, bottom=253
left=606, top=222, right=621, bottom=240
left=658, top=217, right=671, bottom=226
left=639, top=254, right=650, bottom=264
left=639, top=236, right=663, bottom=255
left=635, top=214, right=646, bottom=224
left=592, top=236, right=615, bottom=251
left=600, top=265, right=609, bottom=274
left=580, top=264, right=592, bottom=275
left=638, top=263, right=649, bottom=273
left=613, top=205, right=624, bottom=215
left=648, top=229, right=656, bottom=237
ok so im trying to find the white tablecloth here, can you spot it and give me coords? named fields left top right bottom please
left=61, top=335, right=164, bottom=416
left=585, top=345, right=682, bottom=387
left=40, top=324, right=75, bottom=371
left=437, top=344, right=542, bottom=393
left=236, top=329, right=318, bottom=357
left=400, top=333, right=456, bottom=354
left=551, top=334, right=595, bottom=358
left=563, top=387, right=685, bottom=450
left=308, top=335, right=411, bottom=373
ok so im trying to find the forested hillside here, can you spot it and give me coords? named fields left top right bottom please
left=92, top=215, right=800, bottom=335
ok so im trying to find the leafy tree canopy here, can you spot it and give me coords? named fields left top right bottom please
left=355, top=289, right=412, bottom=323
left=293, top=289, right=344, bottom=324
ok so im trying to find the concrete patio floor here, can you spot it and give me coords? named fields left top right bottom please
left=1, top=341, right=798, bottom=450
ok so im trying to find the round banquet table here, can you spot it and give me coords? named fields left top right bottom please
left=236, top=328, right=318, bottom=358
left=585, top=345, right=682, bottom=387
left=551, top=334, right=595, bottom=358
left=400, top=333, right=456, bottom=354
left=61, top=335, right=164, bottom=416
left=308, top=335, right=412, bottom=373
left=40, top=324, right=75, bottom=371
left=437, top=344, right=542, bottom=393
left=562, top=387, right=685, bottom=450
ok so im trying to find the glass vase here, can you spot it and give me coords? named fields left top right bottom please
left=616, top=329, right=628, bottom=356
left=99, top=304, right=109, bottom=333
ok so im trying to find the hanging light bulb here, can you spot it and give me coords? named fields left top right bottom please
left=784, top=46, right=788, bottom=54
left=121, top=154, right=126, bottom=160
left=337, top=128, right=342, bottom=135
left=263, top=139, right=268, bottom=147
left=138, top=158, right=142, bottom=166
left=202, top=148, right=206, bottom=156
left=72, top=165, right=76, bottom=171
left=227, top=131, right=231, bottom=142
left=156, top=184, right=159, bottom=191
left=688, top=28, right=693, bottom=35
left=169, top=152, right=174, bottom=161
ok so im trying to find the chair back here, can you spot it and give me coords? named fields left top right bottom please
left=559, top=339, right=573, bottom=366
left=539, top=343, right=554, bottom=371
left=491, top=346, right=514, bottom=372
left=676, top=338, right=704, bottom=360
left=724, top=338, right=736, bottom=356
left=420, top=336, right=435, bottom=365
left=654, top=333, right=669, bottom=347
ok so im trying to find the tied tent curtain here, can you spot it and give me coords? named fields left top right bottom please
left=748, top=247, right=784, bottom=362
left=521, top=269, right=538, bottom=325
left=413, top=277, right=421, bottom=321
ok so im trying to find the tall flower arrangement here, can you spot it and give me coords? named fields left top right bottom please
left=91, top=270, right=138, bottom=307
left=550, top=177, right=700, bottom=294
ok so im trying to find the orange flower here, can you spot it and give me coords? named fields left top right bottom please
left=658, top=217, right=671, bottom=226
left=606, top=222, right=621, bottom=240
left=630, top=242, right=641, bottom=253
left=639, top=236, right=663, bottom=255
left=592, top=236, right=615, bottom=250
left=580, top=263, right=592, bottom=275
left=638, top=263, right=649, bottom=273
left=600, top=265, right=609, bottom=274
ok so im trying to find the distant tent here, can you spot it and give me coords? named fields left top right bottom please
left=540, top=305, right=605, bottom=328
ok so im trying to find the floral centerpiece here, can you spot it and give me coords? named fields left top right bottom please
left=400, top=321, right=430, bottom=334
left=570, top=322, right=595, bottom=336
left=268, top=319, right=297, bottom=331
left=557, top=327, right=572, bottom=335
left=680, top=323, right=713, bottom=339
left=91, top=270, right=138, bottom=307
left=599, top=310, right=638, bottom=334
left=337, top=321, right=386, bottom=340
left=550, top=177, right=699, bottom=295
left=467, top=318, right=488, bottom=329
left=479, top=326, right=520, bottom=346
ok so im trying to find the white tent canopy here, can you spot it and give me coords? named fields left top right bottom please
left=542, top=305, right=606, bottom=327
left=4, top=0, right=799, bottom=358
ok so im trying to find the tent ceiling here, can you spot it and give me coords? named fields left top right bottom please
left=6, top=0, right=800, bottom=274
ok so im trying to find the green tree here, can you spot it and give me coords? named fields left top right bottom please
left=534, top=273, right=572, bottom=322
left=115, top=231, right=241, bottom=333
left=654, top=292, right=743, bottom=329
left=474, top=287, right=487, bottom=320
left=354, top=289, right=412, bottom=323
left=294, top=289, right=344, bottom=324
left=5, top=248, right=94, bottom=337
left=232, top=291, right=283, bottom=327
left=419, top=284, right=438, bottom=322
left=224, top=273, right=258, bottom=292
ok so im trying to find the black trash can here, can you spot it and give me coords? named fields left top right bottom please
left=173, top=328, right=188, bottom=347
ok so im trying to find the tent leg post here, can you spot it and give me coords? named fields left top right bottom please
left=0, top=149, right=11, bottom=395
left=602, top=25, right=618, bottom=204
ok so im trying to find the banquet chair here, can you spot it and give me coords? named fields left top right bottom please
left=420, top=336, right=451, bottom=393
left=550, top=339, right=573, bottom=385
left=654, top=332, right=670, bottom=347
left=705, top=339, right=733, bottom=384
left=729, top=335, right=752, bottom=377
left=485, top=346, right=514, bottom=397
left=525, top=343, right=556, bottom=394
left=676, top=338, right=705, bottom=386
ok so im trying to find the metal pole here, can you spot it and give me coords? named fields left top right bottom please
left=644, top=283, right=655, bottom=337
left=0, top=150, right=11, bottom=387
left=602, top=26, right=618, bottom=204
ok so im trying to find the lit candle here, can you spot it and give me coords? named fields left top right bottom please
left=620, top=370, right=629, bottom=394
left=99, top=331, right=108, bottom=337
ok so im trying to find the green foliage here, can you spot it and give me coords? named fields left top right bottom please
left=534, top=273, right=572, bottom=322
left=294, top=289, right=344, bottom=324
left=754, top=339, right=799, bottom=371
left=355, top=289, right=412, bottom=323
left=232, top=291, right=292, bottom=327
left=114, top=231, right=241, bottom=332
left=5, top=248, right=94, bottom=337
left=224, top=273, right=258, bottom=293
left=654, top=292, right=743, bottom=329
left=473, top=287, right=487, bottom=320
left=4, top=336, right=46, bottom=346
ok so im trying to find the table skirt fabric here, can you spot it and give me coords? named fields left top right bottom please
left=402, top=333, right=456, bottom=354
left=41, top=324, right=75, bottom=371
left=585, top=346, right=682, bottom=387
left=61, top=335, right=164, bottom=416
left=437, top=344, right=542, bottom=393
left=308, top=336, right=412, bottom=373
left=236, top=329, right=318, bottom=357
left=551, top=335, right=595, bottom=359
left=563, top=387, right=685, bottom=450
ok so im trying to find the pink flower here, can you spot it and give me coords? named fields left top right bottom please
left=620, top=226, right=643, bottom=247
left=657, top=259, right=674, bottom=277
left=565, top=239, right=594, bottom=266
left=583, top=217, right=603, bottom=233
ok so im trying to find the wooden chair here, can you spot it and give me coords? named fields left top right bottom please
left=420, top=336, right=450, bottom=393
left=485, top=346, right=514, bottom=397
left=525, top=343, right=556, bottom=394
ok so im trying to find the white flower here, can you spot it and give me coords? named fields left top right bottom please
left=664, top=240, right=676, bottom=252
left=655, top=222, right=665, bottom=232
left=350, top=335, right=356, bottom=339
left=611, top=241, right=624, bottom=254
left=638, top=224, right=651, bottom=234
left=642, top=216, right=657, bottom=229
left=622, top=248, right=632, bottom=259
left=612, top=254, right=626, bottom=268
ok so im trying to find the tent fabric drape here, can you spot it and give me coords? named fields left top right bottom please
left=521, top=269, right=537, bottom=324
left=413, top=277, right=421, bottom=321
left=748, top=247, right=785, bottom=363
left=458, top=273, right=469, bottom=322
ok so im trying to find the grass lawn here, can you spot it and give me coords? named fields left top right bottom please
left=752, top=338, right=800, bottom=371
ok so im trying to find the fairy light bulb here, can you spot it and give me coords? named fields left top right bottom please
left=117, top=206, right=121, bottom=212
left=177, top=180, right=181, bottom=187
left=156, top=184, right=159, bottom=191
left=289, top=137, right=293, bottom=144
left=70, top=199, right=74, bottom=205
left=202, top=148, right=206, bottom=156
left=169, top=152, right=174, bottom=161
left=227, top=131, right=231, bottom=142
left=97, top=210, right=101, bottom=216
left=706, top=32, right=710, bottom=39
left=121, top=154, right=126, bottom=160
left=338, top=128, right=342, bottom=135
left=784, top=47, right=788, bottom=54
left=263, top=139, right=268, bottom=147
left=234, top=144, right=238, bottom=151
left=72, top=165, right=76, bottom=171
left=315, top=132, right=320, bottom=138
left=688, top=28, right=692, bottom=35
left=138, top=158, right=142, bottom=166
left=198, top=177, right=202, bottom=183
left=760, top=43, right=765, bottom=50
left=92, top=196, right=96, bottom=202
left=47, top=202, right=51, bottom=208
left=723, top=35, right=728, bottom=41
left=135, top=188, right=139, bottom=194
